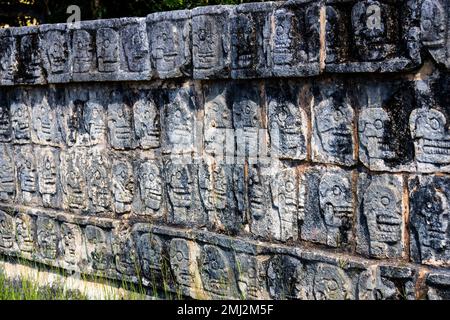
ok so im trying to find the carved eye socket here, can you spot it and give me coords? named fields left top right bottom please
left=176, top=251, right=184, bottom=262
left=0, top=220, right=6, bottom=228
left=333, top=186, right=342, bottom=196
left=277, top=110, right=288, bottom=122
left=174, top=110, right=182, bottom=118
left=245, top=105, right=251, bottom=114
left=103, top=39, right=111, bottom=48
left=426, top=202, right=433, bottom=209
left=276, top=26, right=284, bottom=36
left=381, top=196, right=390, bottom=206
left=176, top=171, right=182, bottom=179
left=428, top=117, right=441, bottom=131
left=333, top=110, right=344, bottom=122
left=148, top=173, right=155, bottom=180
left=374, top=119, right=384, bottom=130
left=285, top=181, right=295, bottom=192
left=325, top=279, right=338, bottom=291
left=422, top=20, right=432, bottom=32
left=210, top=259, right=219, bottom=270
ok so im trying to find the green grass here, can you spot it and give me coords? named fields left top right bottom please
left=0, top=268, right=88, bottom=300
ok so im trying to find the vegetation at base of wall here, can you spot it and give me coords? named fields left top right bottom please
left=0, top=267, right=88, bottom=300
left=0, top=0, right=265, bottom=27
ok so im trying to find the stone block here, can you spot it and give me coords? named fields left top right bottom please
left=409, top=174, right=450, bottom=266
left=301, top=166, right=355, bottom=249
left=230, top=2, right=274, bottom=79
left=426, top=271, right=450, bottom=300
left=270, top=0, right=321, bottom=77
left=0, top=28, right=17, bottom=86
left=0, top=144, right=15, bottom=204
left=356, top=173, right=405, bottom=259
left=358, top=264, right=418, bottom=300
left=192, top=6, right=232, bottom=79
left=39, top=23, right=71, bottom=83
left=311, top=80, right=357, bottom=166
left=266, top=81, right=310, bottom=161
left=325, top=0, right=421, bottom=72
left=161, top=87, right=198, bottom=155
left=133, top=157, right=164, bottom=219
left=10, top=26, right=46, bottom=84
left=420, top=0, right=450, bottom=69
left=147, top=10, right=192, bottom=79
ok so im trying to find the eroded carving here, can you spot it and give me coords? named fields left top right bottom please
left=72, top=30, right=94, bottom=73
left=169, top=238, right=193, bottom=288
left=37, top=148, right=58, bottom=207
left=36, top=216, right=58, bottom=259
left=60, top=223, right=82, bottom=265
left=96, top=28, right=119, bottom=73
left=319, top=172, right=353, bottom=247
left=166, top=161, right=199, bottom=225
left=314, top=98, right=354, bottom=164
left=114, top=229, right=137, bottom=276
left=121, top=23, right=149, bottom=73
left=32, top=94, right=58, bottom=144
left=108, top=91, right=132, bottom=150
left=200, top=245, right=235, bottom=297
left=269, top=99, right=307, bottom=160
left=163, top=89, right=194, bottom=154
left=85, top=225, right=111, bottom=270
left=235, top=254, right=268, bottom=299
left=137, top=233, right=164, bottom=280
left=16, top=212, right=34, bottom=253
left=42, top=30, right=68, bottom=75
left=363, top=178, right=403, bottom=258
left=137, top=160, right=163, bottom=217
left=61, top=149, right=88, bottom=211
left=0, top=145, right=15, bottom=202
left=410, top=177, right=450, bottom=265
left=0, top=210, right=14, bottom=249
left=271, top=168, right=299, bottom=241
left=148, top=12, right=191, bottom=78
left=87, top=149, right=111, bottom=213
left=0, top=35, right=17, bottom=83
left=410, top=108, right=450, bottom=166
left=15, top=146, right=37, bottom=204
left=359, top=108, right=395, bottom=162
left=351, top=1, right=393, bottom=61
left=313, top=263, right=353, bottom=300
left=19, top=33, right=43, bottom=82
left=84, top=97, right=107, bottom=145
left=112, top=159, right=134, bottom=215
left=133, top=92, right=160, bottom=149
left=11, top=97, right=31, bottom=143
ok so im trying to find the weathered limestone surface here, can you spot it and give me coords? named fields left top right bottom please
left=1, top=0, right=450, bottom=300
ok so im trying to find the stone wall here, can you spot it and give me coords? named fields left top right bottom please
left=0, top=0, right=450, bottom=300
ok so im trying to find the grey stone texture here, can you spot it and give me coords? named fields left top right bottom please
left=1, top=0, right=450, bottom=300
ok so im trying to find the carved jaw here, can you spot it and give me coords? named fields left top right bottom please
left=171, top=187, right=192, bottom=208
left=324, top=203, right=352, bottom=228
left=366, top=136, right=395, bottom=159
left=416, top=138, right=450, bottom=164
left=143, top=188, right=162, bottom=210
left=372, top=212, right=402, bottom=243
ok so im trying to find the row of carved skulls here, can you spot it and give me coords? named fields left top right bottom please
left=1, top=0, right=443, bottom=83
